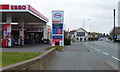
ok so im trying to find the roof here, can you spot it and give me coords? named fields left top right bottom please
left=0, top=4, right=49, bottom=23
left=70, top=30, right=76, bottom=32
left=76, top=28, right=88, bottom=33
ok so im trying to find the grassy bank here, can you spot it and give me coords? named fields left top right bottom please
left=45, top=45, right=64, bottom=51
left=0, top=52, right=42, bottom=67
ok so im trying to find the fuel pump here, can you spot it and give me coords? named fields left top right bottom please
left=2, top=24, right=12, bottom=47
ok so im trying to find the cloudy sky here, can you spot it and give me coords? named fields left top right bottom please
left=0, top=0, right=119, bottom=34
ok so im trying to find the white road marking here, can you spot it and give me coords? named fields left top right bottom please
left=91, top=46, right=92, bottom=48
left=112, top=56, right=120, bottom=61
left=93, top=48, right=96, bottom=49
left=102, top=51, right=109, bottom=56
left=97, top=49, right=101, bottom=52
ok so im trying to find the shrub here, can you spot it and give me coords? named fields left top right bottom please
left=64, top=37, right=71, bottom=45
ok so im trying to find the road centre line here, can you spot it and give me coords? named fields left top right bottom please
left=97, top=49, right=101, bottom=52
left=86, top=43, right=119, bottom=62
left=102, top=51, right=109, bottom=56
left=112, top=56, right=120, bottom=61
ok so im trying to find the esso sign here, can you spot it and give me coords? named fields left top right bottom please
left=54, top=13, right=62, bottom=19
left=11, top=5, right=27, bottom=10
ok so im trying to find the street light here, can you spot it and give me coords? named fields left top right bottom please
left=83, top=19, right=91, bottom=29
left=113, top=9, right=116, bottom=41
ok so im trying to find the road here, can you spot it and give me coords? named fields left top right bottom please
left=85, top=41, right=119, bottom=70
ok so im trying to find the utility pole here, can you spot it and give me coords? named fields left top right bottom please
left=83, top=19, right=85, bottom=29
left=113, top=9, right=116, bottom=41
left=83, top=19, right=90, bottom=29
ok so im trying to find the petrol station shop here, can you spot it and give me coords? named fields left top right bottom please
left=0, top=4, right=50, bottom=47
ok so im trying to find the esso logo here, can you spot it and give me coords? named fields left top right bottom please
left=54, top=13, right=62, bottom=19
left=11, top=5, right=26, bottom=10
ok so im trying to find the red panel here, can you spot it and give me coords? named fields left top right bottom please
left=2, top=39, right=6, bottom=47
left=0, top=4, right=9, bottom=10
left=52, top=39, right=62, bottom=42
left=52, top=21, right=60, bottom=23
left=52, top=42, right=55, bottom=47
left=57, top=32, right=62, bottom=34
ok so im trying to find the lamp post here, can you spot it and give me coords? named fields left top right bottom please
left=83, top=19, right=90, bottom=29
left=113, top=9, right=116, bottom=41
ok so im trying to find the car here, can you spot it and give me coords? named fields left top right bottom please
left=43, top=39, right=50, bottom=44
left=105, top=38, right=111, bottom=42
left=98, top=38, right=103, bottom=41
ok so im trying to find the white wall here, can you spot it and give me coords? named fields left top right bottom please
left=118, top=1, right=120, bottom=26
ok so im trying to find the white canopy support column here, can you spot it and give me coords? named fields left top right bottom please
left=6, top=14, right=12, bottom=47
left=18, top=19, right=24, bottom=45
left=43, top=25, right=47, bottom=39
left=0, top=12, right=2, bottom=48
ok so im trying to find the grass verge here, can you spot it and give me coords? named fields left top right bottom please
left=0, top=52, right=42, bottom=68
left=45, top=45, right=64, bottom=51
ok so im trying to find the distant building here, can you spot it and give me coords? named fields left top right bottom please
left=69, top=30, right=76, bottom=37
left=73, top=28, right=88, bottom=41
left=87, top=32, right=94, bottom=41
left=69, top=30, right=77, bottom=42
left=109, top=27, right=120, bottom=39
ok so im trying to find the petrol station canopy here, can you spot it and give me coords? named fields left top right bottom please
left=0, top=4, right=49, bottom=24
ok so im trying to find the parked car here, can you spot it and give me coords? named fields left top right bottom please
left=43, top=39, right=50, bottom=44
left=98, top=38, right=103, bottom=41
left=105, top=38, right=111, bottom=42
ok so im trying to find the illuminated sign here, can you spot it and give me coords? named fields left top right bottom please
left=53, top=23, right=63, bottom=27
left=54, top=13, right=62, bottom=19
left=52, top=11, right=64, bottom=22
left=52, top=39, right=62, bottom=42
left=52, top=10, right=64, bottom=45
left=11, top=5, right=27, bottom=10
left=52, top=21, right=60, bottom=23
left=53, top=36, right=62, bottom=39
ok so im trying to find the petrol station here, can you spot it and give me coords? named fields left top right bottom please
left=0, top=4, right=49, bottom=47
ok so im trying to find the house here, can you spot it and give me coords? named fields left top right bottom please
left=73, top=28, right=88, bottom=41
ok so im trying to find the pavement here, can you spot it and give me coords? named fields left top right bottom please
left=47, top=42, right=116, bottom=70
left=1, top=43, right=51, bottom=53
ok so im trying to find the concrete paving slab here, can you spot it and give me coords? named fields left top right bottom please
left=1, top=44, right=51, bottom=53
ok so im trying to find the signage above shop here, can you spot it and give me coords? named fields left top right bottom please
left=11, top=5, right=27, bottom=10
left=26, top=28, right=43, bottom=32
left=0, top=5, right=28, bottom=10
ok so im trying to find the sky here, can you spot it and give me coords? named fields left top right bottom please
left=0, top=0, right=119, bottom=34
